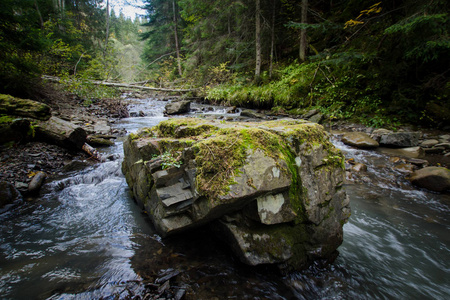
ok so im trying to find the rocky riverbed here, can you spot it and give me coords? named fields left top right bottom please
left=1, top=94, right=449, bottom=299
left=0, top=88, right=134, bottom=206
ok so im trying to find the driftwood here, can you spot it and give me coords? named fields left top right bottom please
left=35, top=116, right=87, bottom=150
left=42, top=75, right=197, bottom=93
left=82, top=143, right=105, bottom=162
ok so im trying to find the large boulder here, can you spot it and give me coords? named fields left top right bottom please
left=164, top=100, right=191, bottom=115
left=342, top=132, right=379, bottom=149
left=409, top=167, right=450, bottom=192
left=122, top=118, right=350, bottom=271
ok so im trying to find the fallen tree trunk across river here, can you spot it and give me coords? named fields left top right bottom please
left=42, top=75, right=198, bottom=93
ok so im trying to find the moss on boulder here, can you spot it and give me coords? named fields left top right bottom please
left=0, top=94, right=51, bottom=121
left=122, top=118, right=350, bottom=271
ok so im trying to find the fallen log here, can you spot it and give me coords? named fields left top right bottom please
left=82, top=143, right=105, bottom=162
left=35, top=116, right=87, bottom=150
left=42, top=75, right=198, bottom=93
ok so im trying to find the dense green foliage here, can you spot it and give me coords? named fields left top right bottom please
left=1, top=1, right=449, bottom=127
left=0, top=0, right=146, bottom=99
left=142, top=0, right=450, bottom=127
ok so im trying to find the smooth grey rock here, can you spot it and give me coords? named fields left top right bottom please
left=379, top=132, right=420, bottom=147
left=394, top=163, right=416, bottom=174
left=420, top=139, right=439, bottom=148
left=378, top=146, right=425, bottom=159
left=93, top=120, right=111, bottom=135
left=371, top=128, right=392, bottom=142
left=164, top=100, right=191, bottom=115
left=435, top=143, right=450, bottom=149
left=308, top=113, right=323, bottom=124
left=439, top=134, right=450, bottom=143
left=342, top=132, right=379, bottom=149
left=409, top=167, right=450, bottom=192
left=28, top=171, right=46, bottom=193
left=304, top=109, right=319, bottom=118
left=240, top=109, right=266, bottom=119
left=14, top=182, right=28, bottom=191
left=351, top=163, right=368, bottom=172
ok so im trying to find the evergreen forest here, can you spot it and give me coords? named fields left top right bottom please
left=1, top=0, right=449, bottom=128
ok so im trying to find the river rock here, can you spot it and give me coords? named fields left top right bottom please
left=351, top=163, right=368, bottom=172
left=28, top=171, right=46, bottom=194
left=0, top=94, right=51, bottom=121
left=371, top=128, right=392, bottom=142
left=409, top=167, right=450, bottom=192
left=378, top=146, right=425, bottom=159
left=122, top=118, right=350, bottom=271
left=394, top=163, right=415, bottom=174
left=435, top=143, right=450, bottom=149
left=240, top=109, right=266, bottom=119
left=342, top=132, right=379, bottom=149
left=0, top=181, right=23, bottom=211
left=93, top=120, right=111, bottom=135
left=308, top=113, right=323, bottom=124
left=379, top=132, right=421, bottom=147
left=420, top=139, right=439, bottom=148
left=439, top=134, right=450, bottom=143
left=303, top=109, right=319, bottom=119
left=164, top=100, right=191, bottom=115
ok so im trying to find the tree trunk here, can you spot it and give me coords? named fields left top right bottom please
left=173, top=0, right=183, bottom=76
left=299, top=0, right=308, bottom=62
left=34, top=0, right=44, bottom=28
left=82, top=143, right=105, bottom=162
left=269, top=0, right=276, bottom=79
left=105, top=0, right=110, bottom=56
left=35, top=116, right=87, bottom=150
left=255, top=0, right=262, bottom=82
left=42, top=75, right=198, bottom=93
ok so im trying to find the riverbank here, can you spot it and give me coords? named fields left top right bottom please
left=0, top=84, right=133, bottom=200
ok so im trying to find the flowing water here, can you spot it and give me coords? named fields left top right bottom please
left=0, top=97, right=449, bottom=299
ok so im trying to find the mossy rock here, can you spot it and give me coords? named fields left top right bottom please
left=0, top=94, right=51, bottom=121
left=122, top=117, right=350, bottom=271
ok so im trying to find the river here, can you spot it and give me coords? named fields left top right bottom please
left=0, top=97, right=449, bottom=299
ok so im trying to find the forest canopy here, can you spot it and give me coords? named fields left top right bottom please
left=0, top=0, right=449, bottom=127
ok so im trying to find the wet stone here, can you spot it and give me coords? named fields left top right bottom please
left=122, top=118, right=349, bottom=271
